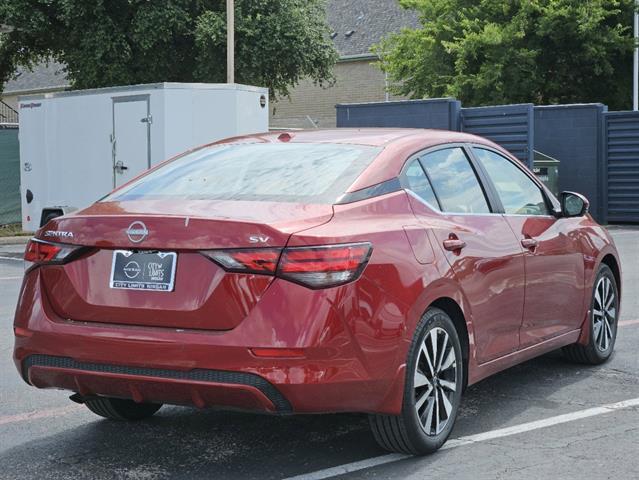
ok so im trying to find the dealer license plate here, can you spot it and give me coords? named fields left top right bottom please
left=109, top=250, right=177, bottom=292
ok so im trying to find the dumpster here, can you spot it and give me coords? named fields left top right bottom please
left=533, top=150, right=560, bottom=196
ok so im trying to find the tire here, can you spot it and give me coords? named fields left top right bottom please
left=41, top=211, right=62, bottom=227
left=563, top=264, right=619, bottom=365
left=369, top=307, right=464, bottom=455
left=84, top=397, right=162, bottom=421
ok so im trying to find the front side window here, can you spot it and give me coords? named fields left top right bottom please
left=103, top=143, right=381, bottom=204
left=473, top=148, right=549, bottom=216
left=419, top=148, right=490, bottom=214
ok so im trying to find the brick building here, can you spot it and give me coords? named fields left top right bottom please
left=271, top=0, right=419, bottom=128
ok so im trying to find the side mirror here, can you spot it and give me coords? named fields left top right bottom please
left=560, top=191, right=589, bottom=218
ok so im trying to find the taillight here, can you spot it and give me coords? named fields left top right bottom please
left=201, top=248, right=282, bottom=274
left=24, top=239, right=83, bottom=271
left=202, top=242, right=372, bottom=289
left=277, top=243, right=372, bottom=289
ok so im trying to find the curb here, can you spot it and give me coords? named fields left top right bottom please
left=0, top=236, right=30, bottom=245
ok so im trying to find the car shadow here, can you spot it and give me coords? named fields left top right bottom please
left=0, top=352, right=621, bottom=480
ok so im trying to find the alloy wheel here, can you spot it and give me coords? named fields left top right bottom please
left=414, top=327, right=457, bottom=436
left=593, top=276, right=616, bottom=352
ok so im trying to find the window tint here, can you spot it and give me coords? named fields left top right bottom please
left=104, top=143, right=381, bottom=204
left=474, top=148, right=549, bottom=216
left=404, top=160, right=439, bottom=208
left=420, top=148, right=490, bottom=214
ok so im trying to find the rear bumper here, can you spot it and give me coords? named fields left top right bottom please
left=22, top=355, right=292, bottom=413
left=13, top=268, right=409, bottom=415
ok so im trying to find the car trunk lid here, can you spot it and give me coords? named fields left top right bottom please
left=37, top=199, right=333, bottom=330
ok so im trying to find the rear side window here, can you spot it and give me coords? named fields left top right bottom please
left=419, top=148, right=490, bottom=214
left=104, top=143, right=381, bottom=204
left=404, top=160, right=439, bottom=208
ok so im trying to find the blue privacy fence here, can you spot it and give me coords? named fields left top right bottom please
left=336, top=99, right=639, bottom=223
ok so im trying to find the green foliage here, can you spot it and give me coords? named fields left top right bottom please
left=375, top=0, right=637, bottom=110
left=0, top=0, right=338, bottom=98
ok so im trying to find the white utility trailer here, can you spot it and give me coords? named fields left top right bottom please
left=18, top=82, right=269, bottom=231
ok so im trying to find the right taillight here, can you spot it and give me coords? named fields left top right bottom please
left=277, top=243, right=372, bottom=289
left=202, top=242, right=372, bottom=289
left=201, top=248, right=281, bottom=274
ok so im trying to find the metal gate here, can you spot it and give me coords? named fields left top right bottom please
left=460, top=104, right=534, bottom=167
left=603, top=111, right=639, bottom=223
left=0, top=125, right=20, bottom=225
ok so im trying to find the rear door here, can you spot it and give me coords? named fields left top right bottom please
left=112, top=95, right=151, bottom=188
left=470, top=147, right=585, bottom=347
left=404, top=146, right=526, bottom=364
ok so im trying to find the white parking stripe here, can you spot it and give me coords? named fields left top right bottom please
left=284, top=397, right=639, bottom=480
left=0, top=276, right=23, bottom=280
left=0, top=256, right=22, bottom=262
left=608, top=230, right=639, bottom=235
left=0, top=405, right=83, bottom=426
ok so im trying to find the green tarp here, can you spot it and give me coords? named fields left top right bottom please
left=0, top=127, right=20, bottom=225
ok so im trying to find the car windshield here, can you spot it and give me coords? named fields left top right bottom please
left=103, top=143, right=381, bottom=204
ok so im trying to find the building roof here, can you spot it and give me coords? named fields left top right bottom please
left=327, top=0, right=419, bottom=57
left=3, top=61, right=69, bottom=94
left=2, top=0, right=419, bottom=95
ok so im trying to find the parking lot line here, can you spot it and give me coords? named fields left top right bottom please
left=283, top=397, right=639, bottom=480
left=0, top=256, right=22, bottom=262
left=0, top=276, right=23, bottom=281
left=0, top=405, right=83, bottom=426
left=619, top=319, right=639, bottom=327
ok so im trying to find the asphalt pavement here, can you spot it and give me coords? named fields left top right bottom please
left=0, top=229, right=637, bottom=480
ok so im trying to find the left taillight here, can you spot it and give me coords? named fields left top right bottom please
left=201, top=242, right=372, bottom=289
left=24, top=238, right=83, bottom=271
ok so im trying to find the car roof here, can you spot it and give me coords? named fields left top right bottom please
left=212, top=128, right=519, bottom=194
left=216, top=128, right=488, bottom=147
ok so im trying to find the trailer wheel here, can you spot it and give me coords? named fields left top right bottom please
left=40, top=209, right=63, bottom=227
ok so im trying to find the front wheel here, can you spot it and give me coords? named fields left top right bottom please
left=369, top=307, right=464, bottom=455
left=563, top=263, right=619, bottom=365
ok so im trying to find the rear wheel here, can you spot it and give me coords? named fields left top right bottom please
left=369, top=307, right=464, bottom=455
left=563, top=264, right=618, bottom=365
left=84, top=397, right=162, bottom=421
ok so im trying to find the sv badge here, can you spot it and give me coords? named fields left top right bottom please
left=249, top=235, right=270, bottom=244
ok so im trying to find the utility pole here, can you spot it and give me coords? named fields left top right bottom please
left=634, top=0, right=638, bottom=110
left=227, top=0, right=235, bottom=84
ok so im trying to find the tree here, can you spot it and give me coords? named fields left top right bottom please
left=0, top=0, right=338, bottom=98
left=375, top=0, right=637, bottom=110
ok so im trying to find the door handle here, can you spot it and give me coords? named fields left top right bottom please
left=521, top=238, right=539, bottom=250
left=443, top=238, right=466, bottom=252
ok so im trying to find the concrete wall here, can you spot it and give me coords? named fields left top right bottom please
left=271, top=58, right=407, bottom=129
left=534, top=104, right=607, bottom=221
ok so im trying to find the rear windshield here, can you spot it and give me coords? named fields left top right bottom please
left=104, top=143, right=381, bottom=204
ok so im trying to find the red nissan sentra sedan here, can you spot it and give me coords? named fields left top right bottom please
left=14, top=128, right=621, bottom=454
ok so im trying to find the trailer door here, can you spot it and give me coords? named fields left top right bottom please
left=112, top=95, right=151, bottom=188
